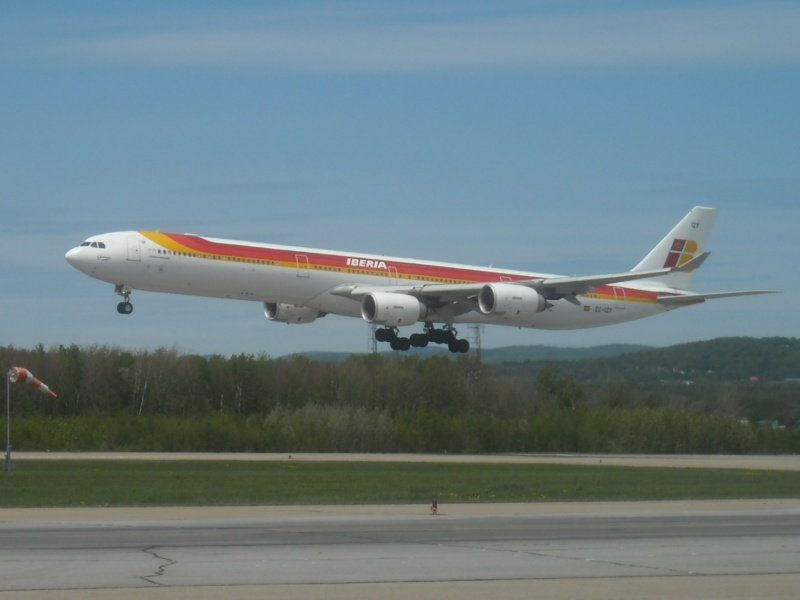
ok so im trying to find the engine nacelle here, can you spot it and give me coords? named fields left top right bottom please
left=264, top=302, right=323, bottom=324
left=361, top=292, right=425, bottom=327
left=478, top=283, right=546, bottom=325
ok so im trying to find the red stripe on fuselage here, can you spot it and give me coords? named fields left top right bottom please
left=156, top=233, right=659, bottom=302
left=159, top=233, right=534, bottom=284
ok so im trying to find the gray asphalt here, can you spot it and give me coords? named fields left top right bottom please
left=3, top=453, right=799, bottom=599
left=2, top=502, right=800, bottom=598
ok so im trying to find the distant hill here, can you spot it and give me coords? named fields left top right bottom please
left=479, top=344, right=650, bottom=364
left=294, top=337, right=800, bottom=384
left=292, top=343, right=648, bottom=363
left=518, top=337, right=800, bottom=384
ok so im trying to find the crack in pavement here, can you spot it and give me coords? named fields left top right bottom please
left=140, top=546, right=176, bottom=586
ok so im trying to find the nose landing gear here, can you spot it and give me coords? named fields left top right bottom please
left=114, top=284, right=134, bottom=315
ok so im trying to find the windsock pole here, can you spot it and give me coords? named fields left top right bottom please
left=6, top=367, right=57, bottom=472
left=5, top=371, right=9, bottom=472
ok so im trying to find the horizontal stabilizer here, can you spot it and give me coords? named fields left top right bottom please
left=657, top=290, right=779, bottom=306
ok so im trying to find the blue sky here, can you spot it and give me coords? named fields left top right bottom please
left=1, top=1, right=797, bottom=357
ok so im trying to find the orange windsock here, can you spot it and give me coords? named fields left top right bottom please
left=7, top=367, right=57, bottom=398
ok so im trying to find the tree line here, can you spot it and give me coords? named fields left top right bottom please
left=495, top=337, right=800, bottom=383
left=1, top=343, right=797, bottom=454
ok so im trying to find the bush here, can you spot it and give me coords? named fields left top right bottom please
left=5, top=406, right=797, bottom=454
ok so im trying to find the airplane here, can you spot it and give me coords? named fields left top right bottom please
left=65, top=206, right=775, bottom=353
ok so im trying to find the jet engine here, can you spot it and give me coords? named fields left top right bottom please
left=477, top=283, right=546, bottom=326
left=361, top=292, right=425, bottom=327
left=264, top=302, right=324, bottom=324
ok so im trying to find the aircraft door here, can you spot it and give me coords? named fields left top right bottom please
left=296, top=254, right=310, bottom=278
left=613, top=287, right=626, bottom=309
left=127, top=237, right=141, bottom=262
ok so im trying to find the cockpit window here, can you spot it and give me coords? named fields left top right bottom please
left=80, top=241, right=91, bottom=247
left=97, top=242, right=106, bottom=249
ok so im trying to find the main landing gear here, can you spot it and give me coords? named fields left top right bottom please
left=114, top=284, right=133, bottom=315
left=375, top=324, right=470, bottom=354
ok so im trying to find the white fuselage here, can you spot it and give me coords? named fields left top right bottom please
left=65, top=230, right=670, bottom=331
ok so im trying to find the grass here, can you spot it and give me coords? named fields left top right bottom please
left=1, top=460, right=798, bottom=508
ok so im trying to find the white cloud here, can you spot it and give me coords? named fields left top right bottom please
left=36, top=3, right=800, bottom=71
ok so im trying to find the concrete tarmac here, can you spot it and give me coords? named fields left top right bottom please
left=2, top=500, right=800, bottom=600
left=2, top=454, right=799, bottom=599
left=12, top=450, right=800, bottom=471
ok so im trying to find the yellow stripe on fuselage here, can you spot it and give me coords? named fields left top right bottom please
left=140, top=231, right=194, bottom=254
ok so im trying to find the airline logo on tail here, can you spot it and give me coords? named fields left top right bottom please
left=664, top=239, right=699, bottom=268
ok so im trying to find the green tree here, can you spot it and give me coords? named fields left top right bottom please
left=536, top=365, right=584, bottom=410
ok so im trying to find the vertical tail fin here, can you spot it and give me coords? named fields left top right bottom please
left=632, top=206, right=718, bottom=290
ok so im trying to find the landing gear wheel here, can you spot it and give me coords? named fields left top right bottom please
left=430, top=329, right=453, bottom=345
left=390, top=337, right=411, bottom=351
left=114, top=284, right=133, bottom=315
left=375, top=327, right=397, bottom=343
left=409, top=333, right=429, bottom=348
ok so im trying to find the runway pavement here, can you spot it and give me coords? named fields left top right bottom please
left=1, top=499, right=800, bottom=600
left=2, top=454, right=799, bottom=599
left=13, top=450, right=800, bottom=471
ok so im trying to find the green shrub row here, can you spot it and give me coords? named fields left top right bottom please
left=5, top=406, right=798, bottom=454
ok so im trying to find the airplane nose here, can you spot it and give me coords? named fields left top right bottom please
left=65, top=247, right=81, bottom=267
left=65, top=247, right=93, bottom=274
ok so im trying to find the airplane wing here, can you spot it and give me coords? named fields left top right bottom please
left=657, top=290, right=779, bottom=307
left=529, top=252, right=709, bottom=299
left=330, top=252, right=712, bottom=311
